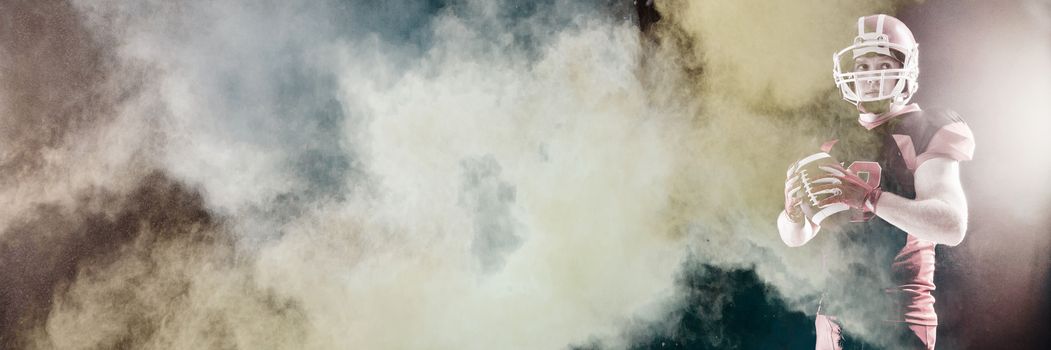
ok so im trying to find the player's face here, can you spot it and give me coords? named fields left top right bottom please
left=852, top=54, right=904, bottom=99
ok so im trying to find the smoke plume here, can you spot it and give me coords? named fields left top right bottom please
left=7, top=0, right=1046, bottom=349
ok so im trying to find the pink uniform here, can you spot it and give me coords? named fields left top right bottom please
left=818, top=105, right=975, bottom=348
left=885, top=105, right=974, bottom=326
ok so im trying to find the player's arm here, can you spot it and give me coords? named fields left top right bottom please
left=873, top=157, right=968, bottom=246
left=777, top=210, right=820, bottom=247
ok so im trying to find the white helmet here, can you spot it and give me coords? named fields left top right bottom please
left=832, top=14, right=919, bottom=108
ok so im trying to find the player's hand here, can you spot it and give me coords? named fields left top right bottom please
left=810, top=163, right=882, bottom=212
left=784, top=167, right=805, bottom=223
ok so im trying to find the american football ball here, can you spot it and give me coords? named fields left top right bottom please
left=789, top=152, right=850, bottom=225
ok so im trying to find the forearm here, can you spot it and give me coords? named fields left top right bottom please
left=777, top=210, right=819, bottom=247
left=874, top=192, right=967, bottom=246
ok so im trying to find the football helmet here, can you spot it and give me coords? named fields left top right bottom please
left=832, top=14, right=919, bottom=109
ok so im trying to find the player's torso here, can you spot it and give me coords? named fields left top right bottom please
left=820, top=109, right=953, bottom=326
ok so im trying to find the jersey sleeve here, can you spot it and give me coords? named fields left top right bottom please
left=915, top=121, right=975, bottom=168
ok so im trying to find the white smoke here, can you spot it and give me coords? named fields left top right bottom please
left=30, top=0, right=920, bottom=348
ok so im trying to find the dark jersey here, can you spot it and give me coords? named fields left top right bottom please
left=822, top=106, right=975, bottom=327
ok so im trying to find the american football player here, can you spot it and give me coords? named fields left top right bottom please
left=777, top=14, right=976, bottom=350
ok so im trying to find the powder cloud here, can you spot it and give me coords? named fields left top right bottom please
left=4, top=0, right=929, bottom=349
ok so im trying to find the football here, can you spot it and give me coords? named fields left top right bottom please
left=789, top=152, right=851, bottom=225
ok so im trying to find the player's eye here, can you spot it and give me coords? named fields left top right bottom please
left=879, top=63, right=892, bottom=69
left=855, top=64, right=868, bottom=71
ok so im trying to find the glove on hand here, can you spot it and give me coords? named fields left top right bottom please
left=809, top=163, right=883, bottom=219
left=784, top=171, right=805, bottom=223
